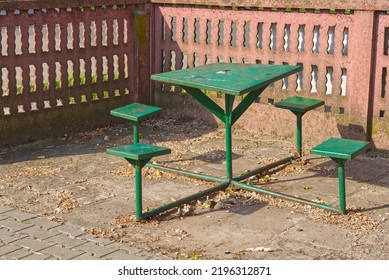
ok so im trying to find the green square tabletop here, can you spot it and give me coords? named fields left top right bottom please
left=311, top=138, right=371, bottom=160
left=110, top=103, right=161, bottom=122
left=151, top=63, right=302, bottom=96
left=107, top=143, right=171, bottom=160
left=151, top=63, right=302, bottom=180
left=275, top=96, right=324, bottom=113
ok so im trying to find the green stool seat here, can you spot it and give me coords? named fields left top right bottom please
left=311, top=138, right=371, bottom=160
left=110, top=103, right=161, bottom=143
left=107, top=143, right=171, bottom=221
left=311, top=138, right=371, bottom=214
left=274, top=96, right=324, bottom=113
left=107, top=143, right=171, bottom=160
left=275, top=96, right=324, bottom=156
left=111, top=103, right=161, bottom=122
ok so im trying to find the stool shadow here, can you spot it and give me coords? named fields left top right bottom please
left=190, top=150, right=242, bottom=164
left=223, top=203, right=267, bottom=215
left=158, top=149, right=242, bottom=165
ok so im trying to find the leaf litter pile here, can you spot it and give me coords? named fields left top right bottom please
left=52, top=190, right=77, bottom=214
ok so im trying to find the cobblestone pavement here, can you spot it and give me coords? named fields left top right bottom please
left=0, top=205, right=169, bottom=260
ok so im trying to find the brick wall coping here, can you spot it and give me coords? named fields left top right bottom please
left=150, top=0, right=389, bottom=12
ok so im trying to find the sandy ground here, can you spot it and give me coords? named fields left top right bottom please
left=1, top=113, right=389, bottom=259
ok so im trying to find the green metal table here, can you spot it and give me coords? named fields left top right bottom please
left=122, top=62, right=319, bottom=219
left=151, top=63, right=301, bottom=180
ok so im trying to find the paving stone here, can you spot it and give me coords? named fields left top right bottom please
left=13, top=236, right=55, bottom=252
left=28, top=217, right=63, bottom=230
left=0, top=205, right=14, bottom=214
left=2, top=247, right=33, bottom=260
left=20, top=253, right=48, bottom=260
left=105, top=242, right=142, bottom=254
left=135, top=251, right=170, bottom=260
left=52, top=224, right=86, bottom=238
left=75, top=242, right=119, bottom=258
left=0, top=214, right=10, bottom=221
left=0, top=218, right=35, bottom=232
left=44, top=256, right=60, bottom=260
left=78, top=233, right=116, bottom=246
left=102, top=249, right=150, bottom=260
left=3, top=209, right=37, bottom=222
left=0, top=244, right=23, bottom=256
left=148, top=255, right=171, bottom=260
left=0, top=227, right=29, bottom=243
left=19, top=226, right=62, bottom=241
left=71, top=253, right=100, bottom=260
left=39, top=244, right=85, bottom=260
left=45, top=234, right=89, bottom=249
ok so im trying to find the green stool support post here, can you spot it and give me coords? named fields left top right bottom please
left=107, top=143, right=171, bottom=221
left=110, top=103, right=161, bottom=143
left=274, top=96, right=324, bottom=156
left=311, top=138, right=371, bottom=214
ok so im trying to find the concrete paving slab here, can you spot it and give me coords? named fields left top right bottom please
left=1, top=209, right=37, bottom=222
left=0, top=227, right=29, bottom=244
left=45, top=234, right=90, bottom=249
left=13, top=236, right=55, bottom=252
left=38, top=244, right=86, bottom=260
left=19, top=226, right=62, bottom=241
left=0, top=218, right=35, bottom=232
left=74, top=242, right=119, bottom=258
left=0, top=206, right=14, bottom=214
left=20, top=253, right=48, bottom=260
left=0, top=244, right=23, bottom=256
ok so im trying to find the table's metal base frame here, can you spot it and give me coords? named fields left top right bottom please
left=135, top=84, right=345, bottom=220
left=139, top=154, right=345, bottom=220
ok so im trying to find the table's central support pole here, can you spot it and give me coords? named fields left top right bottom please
left=182, top=86, right=266, bottom=180
left=225, top=95, right=235, bottom=180
left=133, top=123, right=139, bottom=143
